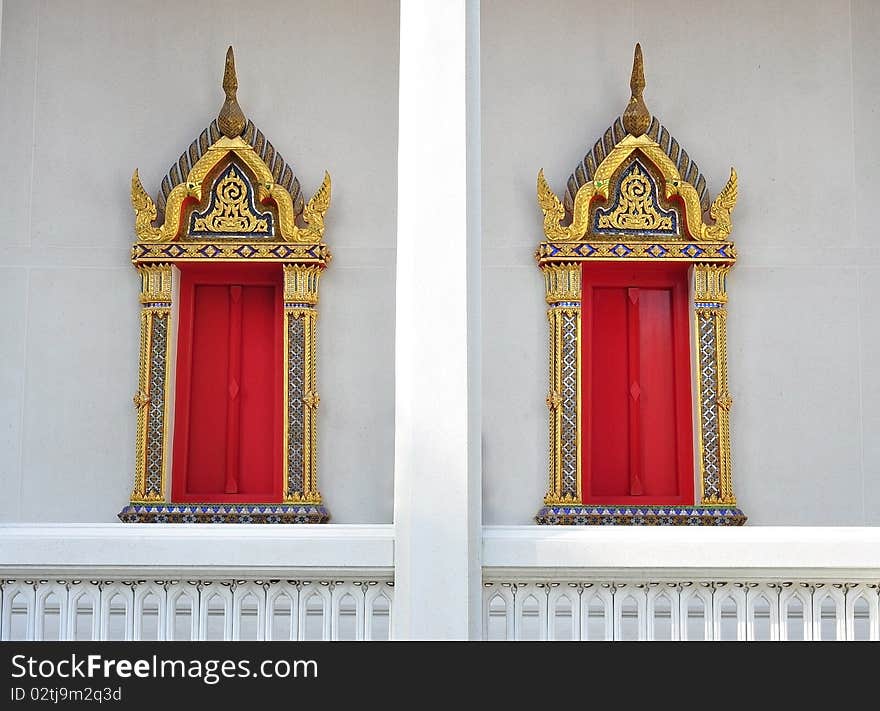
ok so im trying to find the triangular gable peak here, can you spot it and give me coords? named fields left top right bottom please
left=536, top=44, right=737, bottom=262
left=130, top=47, right=330, bottom=254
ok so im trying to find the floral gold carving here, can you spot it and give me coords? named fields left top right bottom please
left=596, top=162, right=673, bottom=232
left=190, top=165, right=270, bottom=235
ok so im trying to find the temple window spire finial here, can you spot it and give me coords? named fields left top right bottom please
left=218, top=46, right=246, bottom=138
left=622, top=43, right=651, bottom=137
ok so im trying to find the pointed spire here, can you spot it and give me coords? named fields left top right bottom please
left=622, top=43, right=651, bottom=137
left=218, top=46, right=246, bottom=138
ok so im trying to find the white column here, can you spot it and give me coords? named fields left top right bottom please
left=393, top=0, right=481, bottom=639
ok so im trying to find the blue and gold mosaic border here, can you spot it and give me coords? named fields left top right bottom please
left=537, top=240, right=735, bottom=263
left=132, top=242, right=329, bottom=264
left=118, top=503, right=330, bottom=524
left=536, top=504, right=746, bottom=526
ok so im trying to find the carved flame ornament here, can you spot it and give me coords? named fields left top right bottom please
left=121, top=48, right=332, bottom=524
left=535, top=44, right=745, bottom=526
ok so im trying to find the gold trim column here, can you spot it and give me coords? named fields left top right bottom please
left=283, top=264, right=323, bottom=503
left=694, top=264, right=735, bottom=505
left=131, top=264, right=173, bottom=503
left=542, top=263, right=581, bottom=505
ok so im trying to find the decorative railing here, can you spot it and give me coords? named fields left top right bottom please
left=482, top=579, right=878, bottom=640
left=0, top=524, right=393, bottom=641
left=4, top=525, right=880, bottom=641
left=482, top=526, right=880, bottom=641
left=1, top=578, right=392, bottom=641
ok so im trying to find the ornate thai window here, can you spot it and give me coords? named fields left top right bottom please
left=119, top=49, right=331, bottom=524
left=535, top=45, right=745, bottom=525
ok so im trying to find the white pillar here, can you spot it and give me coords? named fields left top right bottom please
left=393, top=0, right=482, bottom=639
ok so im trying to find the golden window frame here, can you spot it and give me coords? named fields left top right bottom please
left=119, top=48, right=332, bottom=523
left=534, top=45, right=745, bottom=525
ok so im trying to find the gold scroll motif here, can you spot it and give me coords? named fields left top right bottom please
left=131, top=137, right=331, bottom=244
left=596, top=162, right=673, bottom=232
left=132, top=307, right=151, bottom=501
left=543, top=263, right=581, bottom=505
left=191, top=165, right=270, bottom=235
left=302, top=306, right=320, bottom=502
left=693, top=264, right=736, bottom=506
left=131, top=264, right=173, bottom=503
left=283, top=264, right=323, bottom=505
left=537, top=135, right=737, bottom=243
left=714, top=306, right=734, bottom=504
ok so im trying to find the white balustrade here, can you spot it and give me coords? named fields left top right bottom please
left=482, top=526, right=880, bottom=641
left=481, top=580, right=880, bottom=641
left=4, top=525, right=880, bottom=641
left=0, top=579, right=393, bottom=642
left=0, top=524, right=394, bottom=641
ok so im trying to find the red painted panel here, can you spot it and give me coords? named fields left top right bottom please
left=172, top=264, right=282, bottom=503
left=238, top=284, right=278, bottom=496
left=582, top=263, right=694, bottom=505
left=588, top=287, right=630, bottom=497
left=225, top=285, right=243, bottom=494
left=184, top=285, right=230, bottom=495
left=627, top=287, right=643, bottom=496
left=638, top=287, right=678, bottom=497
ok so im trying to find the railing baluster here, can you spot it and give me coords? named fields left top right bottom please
left=297, top=582, right=331, bottom=641
left=746, top=583, right=779, bottom=641
left=646, top=584, right=679, bottom=641
left=67, top=581, right=100, bottom=641
left=100, top=581, right=134, bottom=641
left=330, top=582, right=362, bottom=641
left=364, top=582, right=393, bottom=641
left=265, top=581, right=295, bottom=641
left=232, top=581, right=266, bottom=641
left=34, top=580, right=68, bottom=641
left=613, top=584, right=647, bottom=641
left=846, top=584, right=879, bottom=641
left=2, top=580, right=36, bottom=641
left=547, top=584, right=578, bottom=641
left=132, top=581, right=166, bottom=641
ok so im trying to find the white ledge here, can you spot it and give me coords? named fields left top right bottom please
left=0, top=524, right=394, bottom=577
left=5, top=524, right=880, bottom=581
left=482, top=526, right=880, bottom=579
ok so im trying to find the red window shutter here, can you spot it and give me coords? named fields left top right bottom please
left=582, top=263, right=694, bottom=505
left=172, top=265, right=283, bottom=503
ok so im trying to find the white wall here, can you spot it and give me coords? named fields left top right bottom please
left=0, top=0, right=399, bottom=522
left=481, top=0, right=880, bottom=525
left=3, top=0, right=877, bottom=528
